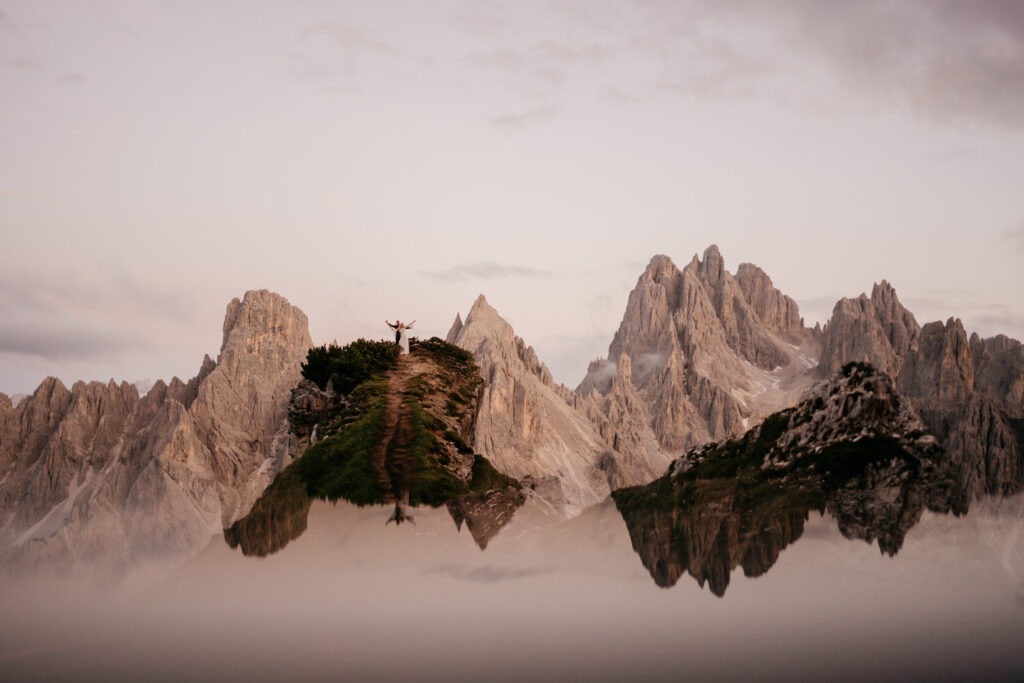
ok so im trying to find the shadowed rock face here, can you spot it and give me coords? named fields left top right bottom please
left=0, top=290, right=312, bottom=579
left=819, top=280, right=1024, bottom=497
left=613, top=363, right=968, bottom=596
left=819, top=281, right=920, bottom=380
left=899, top=321, right=1024, bottom=498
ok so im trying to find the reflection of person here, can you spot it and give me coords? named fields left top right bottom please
left=387, top=502, right=414, bottom=526
left=385, top=319, right=415, bottom=354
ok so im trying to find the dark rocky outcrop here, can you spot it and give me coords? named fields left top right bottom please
left=817, top=275, right=1024, bottom=498
left=613, top=363, right=967, bottom=596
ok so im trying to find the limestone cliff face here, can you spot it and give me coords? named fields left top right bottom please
left=578, top=355, right=667, bottom=490
left=579, top=246, right=819, bottom=462
left=446, top=247, right=819, bottom=511
left=734, top=263, right=806, bottom=344
left=447, top=296, right=617, bottom=512
left=0, top=290, right=312, bottom=579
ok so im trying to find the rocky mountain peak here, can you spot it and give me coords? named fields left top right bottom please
left=818, top=280, right=919, bottom=379
left=899, top=318, right=973, bottom=404
left=642, top=254, right=680, bottom=284
left=0, top=289, right=314, bottom=579
left=218, top=289, right=311, bottom=371
left=697, top=244, right=725, bottom=282
left=581, top=246, right=817, bottom=455
left=445, top=313, right=464, bottom=343
left=734, top=262, right=806, bottom=343
left=449, top=294, right=516, bottom=359
left=448, top=296, right=614, bottom=512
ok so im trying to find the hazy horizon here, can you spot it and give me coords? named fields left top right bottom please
left=3, top=1, right=1023, bottom=395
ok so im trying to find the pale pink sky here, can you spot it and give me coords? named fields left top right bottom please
left=2, top=1, right=1023, bottom=394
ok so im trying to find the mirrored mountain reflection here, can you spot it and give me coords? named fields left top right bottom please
left=613, top=362, right=971, bottom=596
left=446, top=488, right=525, bottom=550
left=224, top=474, right=524, bottom=557
left=224, top=468, right=313, bottom=557
left=225, top=338, right=524, bottom=557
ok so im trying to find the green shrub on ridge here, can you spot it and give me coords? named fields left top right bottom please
left=301, top=339, right=400, bottom=394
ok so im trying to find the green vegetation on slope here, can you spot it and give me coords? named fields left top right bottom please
left=296, top=377, right=389, bottom=505
left=614, top=361, right=930, bottom=514
left=252, top=336, right=512, bottom=514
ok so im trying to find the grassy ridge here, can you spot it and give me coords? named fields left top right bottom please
left=264, top=336, right=513, bottom=511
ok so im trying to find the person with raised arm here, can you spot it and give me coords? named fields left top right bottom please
left=385, top=319, right=415, bottom=354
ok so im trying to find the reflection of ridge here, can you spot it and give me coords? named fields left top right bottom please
left=224, top=476, right=523, bottom=558
left=224, top=469, right=312, bottom=558
left=614, top=363, right=971, bottom=596
left=616, top=478, right=814, bottom=595
left=615, top=459, right=968, bottom=596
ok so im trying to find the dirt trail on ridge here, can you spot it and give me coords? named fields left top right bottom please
left=372, top=351, right=434, bottom=500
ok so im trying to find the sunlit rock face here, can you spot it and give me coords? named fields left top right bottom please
left=446, top=247, right=846, bottom=513
left=577, top=246, right=820, bottom=468
left=613, top=363, right=968, bottom=596
left=447, top=295, right=620, bottom=513
left=0, top=290, right=312, bottom=580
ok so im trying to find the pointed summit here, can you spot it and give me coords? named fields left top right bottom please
left=449, top=294, right=614, bottom=511
left=699, top=244, right=725, bottom=282
left=470, top=293, right=491, bottom=314
left=582, top=246, right=818, bottom=455
left=445, top=313, right=464, bottom=344
left=642, top=254, right=679, bottom=283
left=819, top=279, right=918, bottom=378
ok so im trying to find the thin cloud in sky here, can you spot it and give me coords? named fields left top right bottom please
left=422, top=262, right=552, bottom=282
left=299, top=22, right=397, bottom=55
left=57, top=71, right=85, bottom=84
left=0, top=268, right=196, bottom=363
left=285, top=1, right=1024, bottom=128
left=0, top=319, right=148, bottom=361
left=581, top=0, right=1024, bottom=129
left=447, top=2, right=509, bottom=35
left=0, top=56, right=41, bottom=69
left=489, top=103, right=557, bottom=128
left=1004, top=226, right=1024, bottom=252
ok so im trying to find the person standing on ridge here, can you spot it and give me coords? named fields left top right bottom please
left=385, top=319, right=415, bottom=354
